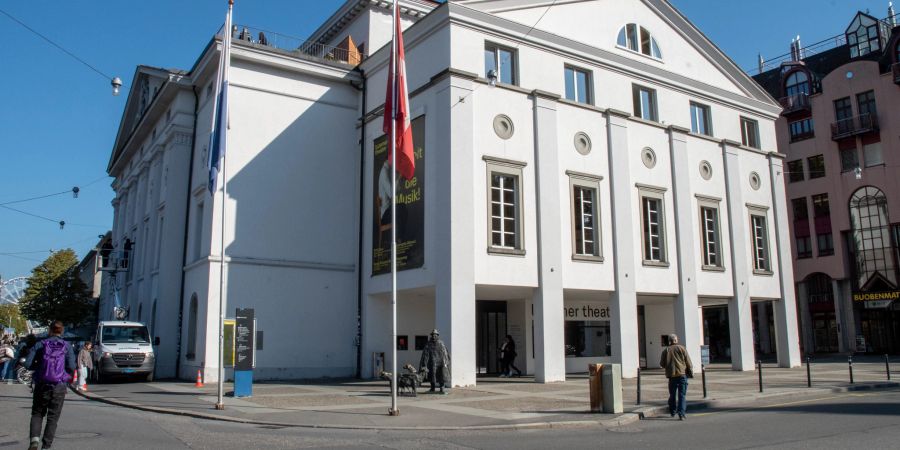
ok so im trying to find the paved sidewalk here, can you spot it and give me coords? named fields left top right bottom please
left=64, top=357, right=899, bottom=430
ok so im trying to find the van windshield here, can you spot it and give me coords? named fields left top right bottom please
left=101, top=326, right=150, bottom=344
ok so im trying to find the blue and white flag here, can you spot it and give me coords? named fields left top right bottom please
left=208, top=0, right=234, bottom=194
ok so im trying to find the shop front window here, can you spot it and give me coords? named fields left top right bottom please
left=564, top=320, right=611, bottom=357
left=849, top=187, right=897, bottom=289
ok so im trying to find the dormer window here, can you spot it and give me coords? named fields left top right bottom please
left=846, top=12, right=886, bottom=58
left=617, top=24, right=662, bottom=59
left=784, top=71, right=810, bottom=97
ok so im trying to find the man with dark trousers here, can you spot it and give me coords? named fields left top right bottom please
left=659, top=333, right=693, bottom=421
left=25, top=320, right=76, bottom=450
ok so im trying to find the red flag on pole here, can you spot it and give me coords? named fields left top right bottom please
left=383, top=5, right=415, bottom=181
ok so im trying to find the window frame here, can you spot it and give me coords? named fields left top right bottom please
left=740, top=117, right=761, bottom=149
left=840, top=147, right=860, bottom=172
left=484, top=42, right=518, bottom=86
left=749, top=206, right=773, bottom=275
left=784, top=70, right=811, bottom=97
left=632, top=84, right=659, bottom=122
left=617, top=23, right=663, bottom=59
left=787, top=160, right=805, bottom=183
left=807, top=155, right=826, bottom=179
left=856, top=90, right=877, bottom=119
left=788, top=118, right=815, bottom=142
left=638, top=184, right=668, bottom=266
left=484, top=156, right=526, bottom=256
left=690, top=101, right=713, bottom=136
left=564, top=65, right=593, bottom=105
left=698, top=196, right=724, bottom=270
left=568, top=171, right=604, bottom=262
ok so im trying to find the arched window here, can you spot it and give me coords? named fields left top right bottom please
left=849, top=187, right=897, bottom=289
left=784, top=71, right=810, bottom=97
left=187, top=294, right=198, bottom=360
left=617, top=24, right=662, bottom=59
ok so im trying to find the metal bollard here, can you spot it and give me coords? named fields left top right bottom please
left=636, top=367, right=641, bottom=405
left=701, top=364, right=707, bottom=398
left=886, top=354, right=891, bottom=381
left=757, top=360, right=763, bottom=393
left=848, top=355, right=854, bottom=384
left=806, top=356, right=812, bottom=388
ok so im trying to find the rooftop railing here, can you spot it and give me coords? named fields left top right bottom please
left=227, top=25, right=366, bottom=66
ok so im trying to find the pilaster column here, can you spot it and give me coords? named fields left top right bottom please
left=531, top=90, right=565, bottom=383
left=768, top=155, right=801, bottom=367
left=831, top=278, right=847, bottom=353
left=434, top=72, right=477, bottom=387
left=722, top=140, right=755, bottom=371
left=668, top=126, right=701, bottom=366
left=607, top=109, right=639, bottom=378
left=796, top=282, right=813, bottom=354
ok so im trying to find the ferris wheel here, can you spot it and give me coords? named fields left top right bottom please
left=1, top=277, right=28, bottom=306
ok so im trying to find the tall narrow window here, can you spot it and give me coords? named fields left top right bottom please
left=807, top=155, right=825, bottom=179
left=787, top=160, right=805, bottom=183
left=856, top=90, right=877, bottom=118
left=570, top=173, right=603, bottom=260
left=812, top=193, right=834, bottom=256
left=640, top=190, right=667, bottom=263
left=834, top=97, right=853, bottom=133
left=690, top=102, right=712, bottom=136
left=792, top=198, right=812, bottom=259
left=740, top=117, right=760, bottom=149
left=485, top=157, right=526, bottom=254
left=633, top=85, right=658, bottom=122
left=864, top=142, right=883, bottom=167
left=564, top=66, right=592, bottom=104
left=700, top=206, right=721, bottom=268
left=484, top=43, right=517, bottom=85
left=751, top=213, right=771, bottom=272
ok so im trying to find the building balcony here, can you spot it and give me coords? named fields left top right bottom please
left=231, top=25, right=366, bottom=67
left=779, top=93, right=811, bottom=115
left=831, top=113, right=879, bottom=140
left=893, top=63, right=900, bottom=85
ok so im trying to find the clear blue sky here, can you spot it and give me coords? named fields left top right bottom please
left=0, top=0, right=894, bottom=279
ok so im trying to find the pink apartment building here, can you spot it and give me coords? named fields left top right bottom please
left=754, top=7, right=900, bottom=355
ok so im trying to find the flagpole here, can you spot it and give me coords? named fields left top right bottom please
left=389, top=0, right=399, bottom=417
left=215, top=0, right=234, bottom=411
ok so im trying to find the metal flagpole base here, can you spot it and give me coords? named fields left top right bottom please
left=388, top=408, right=400, bottom=416
left=215, top=403, right=225, bottom=410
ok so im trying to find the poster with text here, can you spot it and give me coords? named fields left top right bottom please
left=372, top=115, right=425, bottom=275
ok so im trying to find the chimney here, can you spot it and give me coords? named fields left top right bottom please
left=890, top=2, right=897, bottom=27
left=758, top=53, right=765, bottom=74
left=796, top=35, right=803, bottom=59
left=790, top=37, right=799, bottom=62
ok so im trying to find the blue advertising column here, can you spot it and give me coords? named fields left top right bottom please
left=234, top=308, right=254, bottom=397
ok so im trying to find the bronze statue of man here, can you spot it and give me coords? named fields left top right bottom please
left=419, top=329, right=450, bottom=394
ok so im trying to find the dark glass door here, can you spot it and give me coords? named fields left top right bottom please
left=476, top=301, right=507, bottom=375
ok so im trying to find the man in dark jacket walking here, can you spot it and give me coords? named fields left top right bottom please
left=25, top=321, right=76, bottom=450
left=659, top=333, right=693, bottom=421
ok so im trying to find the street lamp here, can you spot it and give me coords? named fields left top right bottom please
left=854, top=167, right=862, bottom=180
left=111, top=77, right=123, bottom=96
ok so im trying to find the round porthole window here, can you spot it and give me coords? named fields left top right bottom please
left=749, top=172, right=761, bottom=190
left=641, top=147, right=657, bottom=169
left=493, top=114, right=515, bottom=140
left=574, top=132, right=592, bottom=155
left=699, top=161, right=713, bottom=180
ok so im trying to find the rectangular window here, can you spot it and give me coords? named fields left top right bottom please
left=796, top=236, right=813, bottom=259
left=787, top=160, right=805, bottom=183
left=834, top=97, right=853, bottom=121
left=484, top=43, right=517, bottom=85
left=840, top=147, right=860, bottom=172
left=863, top=142, right=883, bottom=167
left=817, top=233, right=834, bottom=256
left=564, top=66, right=592, bottom=104
left=570, top=174, right=602, bottom=260
left=564, top=321, right=611, bottom=357
left=640, top=191, right=667, bottom=263
left=807, top=155, right=826, bottom=179
left=700, top=206, right=722, bottom=268
left=792, top=198, right=809, bottom=220
left=788, top=118, right=814, bottom=141
left=485, top=157, right=526, bottom=254
left=811, top=194, right=830, bottom=218
left=632, top=85, right=658, bottom=122
left=751, top=214, right=771, bottom=272
left=812, top=193, right=833, bottom=256
left=690, top=102, right=712, bottom=136
left=740, top=117, right=760, bottom=149
left=856, top=90, right=877, bottom=118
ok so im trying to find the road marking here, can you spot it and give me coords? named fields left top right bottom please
left=691, top=389, right=900, bottom=417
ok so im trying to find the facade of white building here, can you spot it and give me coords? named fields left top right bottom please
left=102, top=0, right=801, bottom=384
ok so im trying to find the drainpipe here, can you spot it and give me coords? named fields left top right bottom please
left=175, top=84, right=200, bottom=380
left=354, top=67, right=366, bottom=379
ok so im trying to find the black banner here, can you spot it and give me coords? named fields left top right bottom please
left=372, top=115, right=425, bottom=275
left=235, top=308, right=255, bottom=371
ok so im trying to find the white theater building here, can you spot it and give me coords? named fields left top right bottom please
left=102, top=0, right=801, bottom=384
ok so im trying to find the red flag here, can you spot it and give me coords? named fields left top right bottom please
left=383, top=5, right=415, bottom=181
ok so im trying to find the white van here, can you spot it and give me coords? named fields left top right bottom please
left=92, top=321, right=156, bottom=382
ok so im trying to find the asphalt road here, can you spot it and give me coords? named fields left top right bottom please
left=1, top=384, right=898, bottom=449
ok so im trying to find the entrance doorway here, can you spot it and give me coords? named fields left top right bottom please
left=476, top=301, right=507, bottom=375
left=702, top=306, right=731, bottom=363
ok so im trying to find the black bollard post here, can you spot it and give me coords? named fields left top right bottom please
left=886, top=354, right=891, bottom=381
left=848, top=355, right=854, bottom=384
left=757, top=360, right=763, bottom=393
left=701, top=364, right=707, bottom=398
left=806, top=356, right=812, bottom=388
left=636, top=367, right=641, bottom=405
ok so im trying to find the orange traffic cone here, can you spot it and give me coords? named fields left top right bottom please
left=195, top=369, right=204, bottom=388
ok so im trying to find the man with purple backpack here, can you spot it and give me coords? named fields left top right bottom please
left=24, top=321, right=76, bottom=450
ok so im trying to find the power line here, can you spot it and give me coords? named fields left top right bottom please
left=0, top=204, right=61, bottom=225
left=0, top=7, right=114, bottom=82
left=0, top=190, right=72, bottom=207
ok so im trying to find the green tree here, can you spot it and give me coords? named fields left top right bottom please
left=0, top=304, right=28, bottom=334
left=19, top=249, right=94, bottom=327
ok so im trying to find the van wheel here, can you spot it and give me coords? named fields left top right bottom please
left=145, top=371, right=154, bottom=382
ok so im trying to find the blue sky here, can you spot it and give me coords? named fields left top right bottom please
left=0, top=0, right=895, bottom=279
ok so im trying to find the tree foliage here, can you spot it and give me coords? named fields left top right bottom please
left=19, top=249, right=94, bottom=327
left=0, top=304, right=27, bottom=334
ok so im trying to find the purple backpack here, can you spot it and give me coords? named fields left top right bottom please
left=37, top=339, right=69, bottom=384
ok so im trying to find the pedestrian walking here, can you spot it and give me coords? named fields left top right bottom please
left=1, top=337, right=15, bottom=382
left=419, top=329, right=451, bottom=394
left=659, top=333, right=693, bottom=421
left=76, top=342, right=93, bottom=391
left=25, top=321, right=76, bottom=450
left=499, top=335, right=522, bottom=377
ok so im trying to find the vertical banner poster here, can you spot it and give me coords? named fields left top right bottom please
left=234, top=308, right=255, bottom=371
left=372, top=115, right=425, bottom=275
